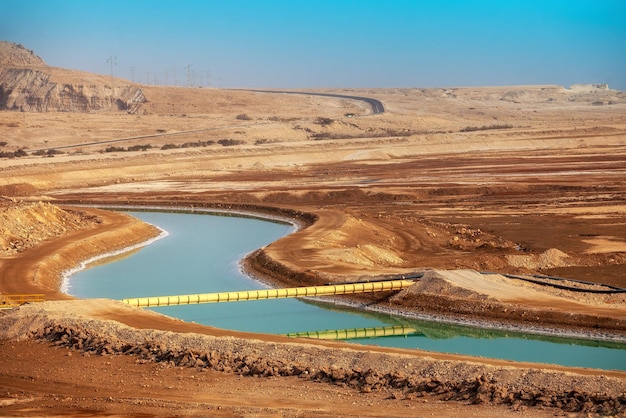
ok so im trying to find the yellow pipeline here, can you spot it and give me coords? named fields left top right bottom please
left=121, top=279, right=414, bottom=308
left=285, top=325, right=418, bottom=340
left=0, top=294, right=45, bottom=309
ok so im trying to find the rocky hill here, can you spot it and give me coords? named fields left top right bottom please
left=0, top=41, right=146, bottom=113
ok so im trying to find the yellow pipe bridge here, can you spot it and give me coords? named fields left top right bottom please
left=121, top=279, right=414, bottom=308
left=0, top=294, right=45, bottom=309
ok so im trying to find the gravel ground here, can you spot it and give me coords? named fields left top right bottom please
left=1, top=300, right=624, bottom=416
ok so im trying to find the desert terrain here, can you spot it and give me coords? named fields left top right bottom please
left=1, top=41, right=625, bottom=416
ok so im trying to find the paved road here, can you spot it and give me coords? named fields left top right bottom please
left=34, top=90, right=383, bottom=152
left=247, top=90, right=385, bottom=114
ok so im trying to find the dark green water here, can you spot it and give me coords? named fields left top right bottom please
left=67, top=211, right=626, bottom=371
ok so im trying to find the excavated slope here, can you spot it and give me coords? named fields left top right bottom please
left=0, top=198, right=99, bottom=256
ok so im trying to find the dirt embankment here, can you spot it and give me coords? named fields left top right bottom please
left=0, top=199, right=160, bottom=298
left=245, top=249, right=626, bottom=337
left=0, top=198, right=99, bottom=255
left=0, top=300, right=623, bottom=416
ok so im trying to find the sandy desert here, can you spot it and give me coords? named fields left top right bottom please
left=1, top=41, right=625, bottom=416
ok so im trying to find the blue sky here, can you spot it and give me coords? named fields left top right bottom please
left=2, top=0, right=625, bottom=89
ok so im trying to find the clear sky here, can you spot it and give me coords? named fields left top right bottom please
left=2, top=0, right=625, bottom=90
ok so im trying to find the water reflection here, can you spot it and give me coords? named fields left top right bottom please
left=300, top=298, right=626, bottom=350
left=286, top=325, right=418, bottom=339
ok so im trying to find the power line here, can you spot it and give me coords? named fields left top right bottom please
left=185, top=64, right=193, bottom=87
left=106, top=55, right=117, bottom=79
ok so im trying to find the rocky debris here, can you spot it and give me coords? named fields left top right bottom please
left=447, top=225, right=516, bottom=252
left=392, top=270, right=489, bottom=300
left=0, top=199, right=99, bottom=255
left=506, top=248, right=572, bottom=270
left=25, top=321, right=625, bottom=416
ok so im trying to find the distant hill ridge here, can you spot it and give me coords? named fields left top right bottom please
left=0, top=41, right=145, bottom=113
left=1, top=41, right=623, bottom=113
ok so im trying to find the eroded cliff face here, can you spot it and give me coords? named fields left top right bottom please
left=0, top=41, right=146, bottom=113
left=0, top=67, right=146, bottom=113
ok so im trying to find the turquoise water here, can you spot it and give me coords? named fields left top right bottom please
left=68, top=210, right=626, bottom=371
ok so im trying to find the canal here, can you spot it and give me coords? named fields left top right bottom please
left=66, top=210, right=626, bottom=371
